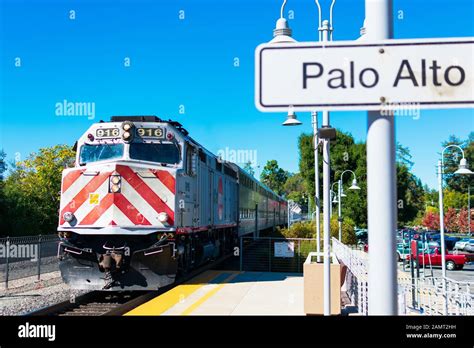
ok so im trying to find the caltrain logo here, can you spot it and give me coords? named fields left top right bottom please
left=218, top=177, right=223, bottom=220
left=59, top=165, right=175, bottom=227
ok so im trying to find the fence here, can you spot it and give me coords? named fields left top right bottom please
left=332, top=237, right=473, bottom=316
left=0, top=234, right=60, bottom=289
left=239, top=236, right=317, bottom=273
left=332, top=238, right=369, bottom=315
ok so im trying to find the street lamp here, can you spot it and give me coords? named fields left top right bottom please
left=438, top=145, right=473, bottom=274
left=282, top=106, right=302, bottom=126
left=333, top=170, right=361, bottom=241
left=438, top=144, right=473, bottom=314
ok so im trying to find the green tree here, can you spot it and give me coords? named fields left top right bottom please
left=443, top=189, right=467, bottom=210
left=397, top=164, right=425, bottom=226
left=396, top=143, right=414, bottom=169
left=283, top=173, right=307, bottom=207
left=243, top=161, right=255, bottom=177
left=0, top=149, right=6, bottom=181
left=2, top=145, right=75, bottom=236
left=260, top=160, right=288, bottom=196
left=0, top=150, right=7, bottom=234
left=298, top=129, right=367, bottom=227
left=298, top=129, right=427, bottom=228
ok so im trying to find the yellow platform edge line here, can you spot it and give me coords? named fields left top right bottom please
left=125, top=270, right=223, bottom=316
left=181, top=272, right=242, bottom=315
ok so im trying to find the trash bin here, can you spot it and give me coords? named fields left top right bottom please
left=303, top=252, right=341, bottom=315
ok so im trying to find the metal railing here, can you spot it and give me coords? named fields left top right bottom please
left=0, top=234, right=60, bottom=289
left=332, top=238, right=369, bottom=315
left=239, top=236, right=317, bottom=273
left=332, top=237, right=473, bottom=316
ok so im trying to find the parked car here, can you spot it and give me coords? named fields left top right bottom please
left=454, top=238, right=474, bottom=251
left=424, top=233, right=460, bottom=250
left=407, top=246, right=474, bottom=270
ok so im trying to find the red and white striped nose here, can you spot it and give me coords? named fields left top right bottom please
left=59, top=164, right=176, bottom=229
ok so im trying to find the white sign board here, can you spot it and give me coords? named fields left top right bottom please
left=255, top=37, right=474, bottom=111
left=274, top=242, right=295, bottom=258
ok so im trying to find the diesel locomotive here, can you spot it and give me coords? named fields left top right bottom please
left=57, top=116, right=287, bottom=290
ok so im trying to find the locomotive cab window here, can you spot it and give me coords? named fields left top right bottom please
left=79, top=143, right=124, bottom=165
left=129, top=142, right=181, bottom=164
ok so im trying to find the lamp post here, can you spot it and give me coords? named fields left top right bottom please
left=438, top=144, right=473, bottom=314
left=279, top=0, right=335, bottom=316
left=468, top=185, right=472, bottom=235
left=337, top=170, right=361, bottom=241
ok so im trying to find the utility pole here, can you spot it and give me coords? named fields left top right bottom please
left=364, top=0, right=398, bottom=315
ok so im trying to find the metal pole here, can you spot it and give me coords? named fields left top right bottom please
left=468, top=186, right=471, bottom=235
left=438, top=161, right=447, bottom=278
left=338, top=179, right=342, bottom=241
left=5, top=237, right=9, bottom=289
left=321, top=19, right=331, bottom=316
left=313, top=111, right=321, bottom=262
left=438, top=160, right=448, bottom=315
left=37, top=234, right=42, bottom=281
left=365, top=0, right=397, bottom=315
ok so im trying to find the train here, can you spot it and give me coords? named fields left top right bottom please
left=57, top=116, right=288, bottom=290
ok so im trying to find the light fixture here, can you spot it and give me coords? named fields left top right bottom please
left=110, top=184, right=120, bottom=193
left=340, top=189, right=347, bottom=198
left=332, top=197, right=338, bottom=204
left=109, top=174, right=122, bottom=193
left=454, top=157, right=474, bottom=175
left=349, top=178, right=361, bottom=190
left=158, top=212, right=169, bottom=223
left=63, top=212, right=75, bottom=222
left=121, top=122, right=134, bottom=142
left=282, top=105, right=302, bottom=126
left=270, top=0, right=296, bottom=43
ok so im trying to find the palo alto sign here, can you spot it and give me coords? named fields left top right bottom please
left=255, top=37, right=474, bottom=111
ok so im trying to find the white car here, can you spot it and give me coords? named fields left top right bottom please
left=454, top=239, right=474, bottom=251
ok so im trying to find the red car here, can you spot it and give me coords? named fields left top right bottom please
left=407, top=247, right=474, bottom=270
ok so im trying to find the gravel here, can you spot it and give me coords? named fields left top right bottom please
left=0, top=272, right=88, bottom=316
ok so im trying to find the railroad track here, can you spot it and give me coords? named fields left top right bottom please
left=29, top=253, right=233, bottom=316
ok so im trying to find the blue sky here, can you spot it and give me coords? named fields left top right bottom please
left=0, top=0, right=473, bottom=189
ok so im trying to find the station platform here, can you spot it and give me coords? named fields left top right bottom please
left=125, top=270, right=304, bottom=315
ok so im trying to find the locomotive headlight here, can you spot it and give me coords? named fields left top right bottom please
left=109, top=175, right=122, bottom=193
left=123, top=123, right=132, bottom=131
left=63, top=212, right=75, bottom=222
left=123, top=131, right=131, bottom=139
left=111, top=184, right=121, bottom=193
left=158, top=212, right=169, bottom=223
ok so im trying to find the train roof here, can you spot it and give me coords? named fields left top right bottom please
left=103, top=115, right=287, bottom=202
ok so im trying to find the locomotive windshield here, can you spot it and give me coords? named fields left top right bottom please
left=79, top=143, right=124, bottom=164
left=129, top=143, right=180, bottom=164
